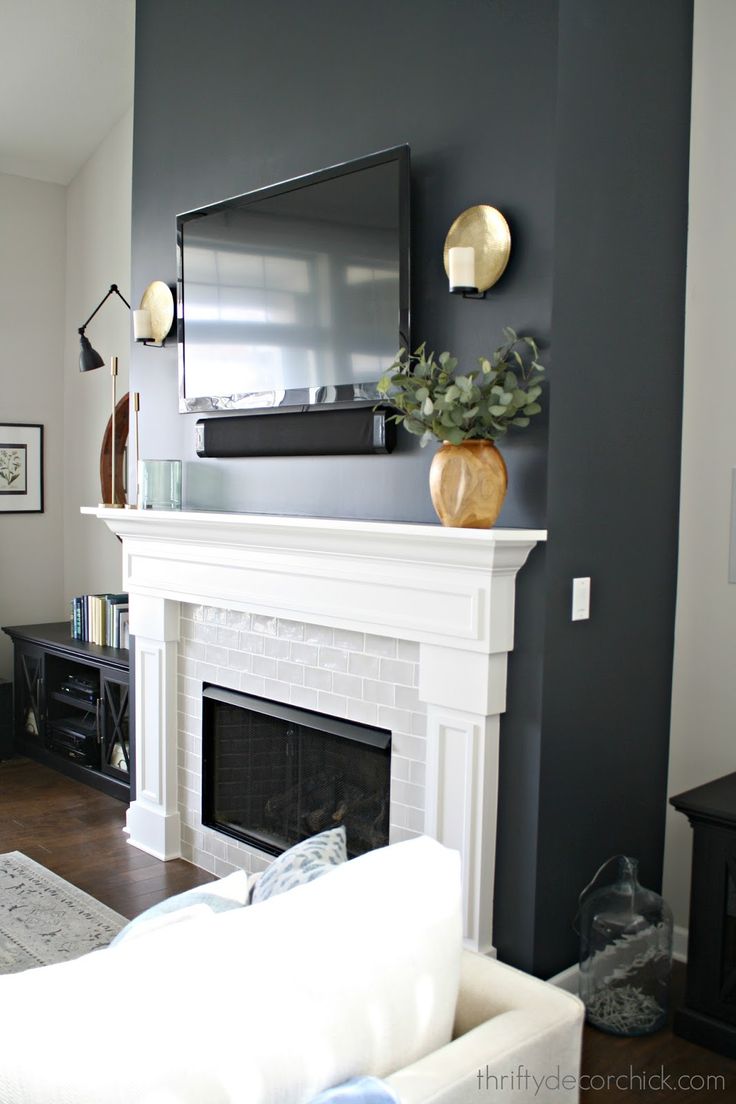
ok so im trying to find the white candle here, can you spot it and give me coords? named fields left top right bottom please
left=133, top=308, right=153, bottom=341
left=448, top=246, right=476, bottom=290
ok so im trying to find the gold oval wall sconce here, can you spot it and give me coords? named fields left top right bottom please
left=443, top=205, right=511, bottom=299
left=133, top=280, right=175, bottom=346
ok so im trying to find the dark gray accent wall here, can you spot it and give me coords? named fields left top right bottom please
left=131, top=0, right=556, bottom=527
left=131, top=0, right=692, bottom=976
left=529, top=0, right=692, bottom=977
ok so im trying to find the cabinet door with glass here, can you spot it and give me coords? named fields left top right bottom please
left=13, top=641, right=45, bottom=750
left=99, top=667, right=130, bottom=783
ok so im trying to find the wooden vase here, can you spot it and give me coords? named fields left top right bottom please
left=429, top=440, right=508, bottom=529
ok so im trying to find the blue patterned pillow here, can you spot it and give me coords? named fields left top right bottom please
left=309, top=1078, right=399, bottom=1104
left=111, top=870, right=251, bottom=946
left=251, top=827, right=347, bottom=904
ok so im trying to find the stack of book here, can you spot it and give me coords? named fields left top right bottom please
left=70, top=594, right=130, bottom=649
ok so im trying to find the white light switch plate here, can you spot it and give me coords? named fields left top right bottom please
left=572, top=577, right=591, bottom=621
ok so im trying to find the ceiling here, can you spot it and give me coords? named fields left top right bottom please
left=0, top=0, right=134, bottom=185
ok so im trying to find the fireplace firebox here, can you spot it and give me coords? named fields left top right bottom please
left=202, top=685, right=391, bottom=858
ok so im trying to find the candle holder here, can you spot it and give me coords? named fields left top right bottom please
left=134, top=281, right=175, bottom=347
left=443, top=205, right=511, bottom=298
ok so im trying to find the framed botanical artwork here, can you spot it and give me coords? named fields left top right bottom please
left=0, top=424, right=44, bottom=514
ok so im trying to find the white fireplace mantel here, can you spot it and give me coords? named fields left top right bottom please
left=84, top=506, right=546, bottom=954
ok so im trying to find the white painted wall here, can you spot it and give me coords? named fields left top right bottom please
left=63, top=109, right=133, bottom=602
left=0, top=173, right=67, bottom=678
left=664, top=0, right=736, bottom=927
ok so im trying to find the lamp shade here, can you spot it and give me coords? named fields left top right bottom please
left=79, top=334, right=105, bottom=373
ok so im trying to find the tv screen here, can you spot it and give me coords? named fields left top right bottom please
left=177, top=146, right=410, bottom=413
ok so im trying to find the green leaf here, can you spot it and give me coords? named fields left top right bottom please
left=511, top=416, right=530, bottom=427
left=489, top=405, right=507, bottom=416
left=523, top=403, right=541, bottom=416
left=443, top=427, right=466, bottom=445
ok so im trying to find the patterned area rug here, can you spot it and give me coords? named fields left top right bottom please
left=0, top=851, right=126, bottom=975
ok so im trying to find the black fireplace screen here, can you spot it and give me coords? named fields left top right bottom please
left=202, top=685, right=391, bottom=858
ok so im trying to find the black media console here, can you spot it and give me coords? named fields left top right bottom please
left=2, top=622, right=133, bottom=802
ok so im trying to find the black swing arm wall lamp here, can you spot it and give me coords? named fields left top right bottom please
left=78, top=283, right=131, bottom=508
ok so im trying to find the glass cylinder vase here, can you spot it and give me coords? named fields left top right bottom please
left=140, top=459, right=182, bottom=511
left=578, top=855, right=673, bottom=1036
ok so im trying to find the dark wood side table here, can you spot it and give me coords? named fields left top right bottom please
left=671, top=772, right=736, bottom=1057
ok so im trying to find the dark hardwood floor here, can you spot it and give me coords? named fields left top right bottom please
left=2, top=757, right=736, bottom=1098
left=0, top=757, right=212, bottom=919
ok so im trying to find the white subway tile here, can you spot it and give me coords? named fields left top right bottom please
left=263, top=636, right=291, bottom=660
left=303, top=624, right=334, bottom=647
left=345, top=698, right=378, bottom=727
left=410, top=760, right=426, bottom=787
left=378, top=706, right=414, bottom=735
left=290, top=641, right=319, bottom=666
left=191, top=849, right=217, bottom=874
left=195, top=623, right=218, bottom=644
left=197, top=662, right=219, bottom=685
left=264, top=678, right=289, bottom=703
left=216, top=667, right=239, bottom=689
left=227, top=650, right=251, bottom=672
left=216, top=626, right=239, bottom=649
left=380, top=658, right=414, bottom=687
left=363, top=679, right=394, bottom=706
left=333, top=628, right=364, bottom=652
left=391, top=755, right=413, bottom=782
left=389, top=825, right=421, bottom=844
left=252, top=654, right=279, bottom=679
left=348, top=652, right=380, bottom=679
left=278, top=660, right=304, bottom=685
left=395, top=683, right=420, bottom=711
left=251, top=614, right=278, bottom=636
left=179, top=618, right=195, bottom=640
left=391, top=731, right=427, bottom=762
left=318, top=646, right=348, bottom=672
left=318, top=691, right=348, bottom=718
left=205, top=644, right=229, bottom=667
left=398, top=639, right=420, bottom=662
left=214, top=858, right=238, bottom=878
left=304, top=666, right=332, bottom=691
left=290, top=684, right=320, bottom=711
left=365, top=634, right=397, bottom=658
left=241, top=673, right=266, bottom=697
left=178, top=674, right=200, bottom=699
left=411, top=712, right=428, bottom=737
left=240, top=630, right=265, bottom=655
left=332, top=672, right=362, bottom=699
left=278, top=619, right=304, bottom=641
left=226, top=610, right=251, bottom=631
left=391, top=779, right=424, bottom=810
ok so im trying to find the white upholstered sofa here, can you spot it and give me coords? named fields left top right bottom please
left=0, top=837, right=583, bottom=1103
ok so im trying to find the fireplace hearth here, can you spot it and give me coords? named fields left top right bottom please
left=202, top=685, right=391, bottom=858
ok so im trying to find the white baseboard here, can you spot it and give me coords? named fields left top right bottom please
left=673, top=924, right=688, bottom=963
left=547, top=926, right=688, bottom=992
left=547, top=962, right=579, bottom=993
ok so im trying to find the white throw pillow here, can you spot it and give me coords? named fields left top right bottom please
left=0, top=836, right=462, bottom=1104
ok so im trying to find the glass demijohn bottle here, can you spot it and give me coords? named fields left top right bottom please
left=578, top=855, right=673, bottom=1035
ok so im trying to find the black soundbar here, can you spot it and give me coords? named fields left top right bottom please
left=195, top=406, right=396, bottom=458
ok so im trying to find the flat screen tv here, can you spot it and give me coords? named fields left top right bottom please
left=177, top=145, right=410, bottom=414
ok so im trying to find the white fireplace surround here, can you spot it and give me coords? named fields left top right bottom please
left=85, top=507, right=545, bottom=954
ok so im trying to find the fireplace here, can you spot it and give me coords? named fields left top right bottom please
left=86, top=504, right=545, bottom=953
left=202, top=685, right=391, bottom=858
